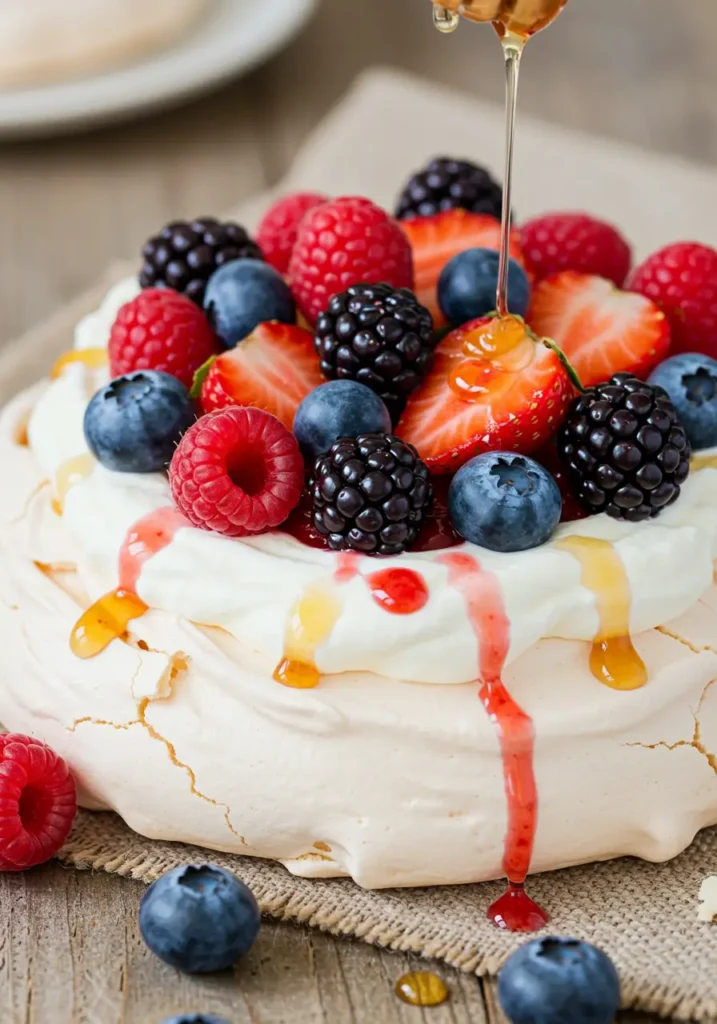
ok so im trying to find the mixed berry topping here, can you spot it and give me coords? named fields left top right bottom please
left=648, top=353, right=717, bottom=450
left=140, top=217, right=263, bottom=307
left=558, top=372, right=691, bottom=522
left=84, top=370, right=196, bottom=473
left=311, top=433, right=433, bottom=555
left=109, top=288, right=219, bottom=389
left=0, top=734, right=76, bottom=871
left=169, top=407, right=304, bottom=537
left=293, top=380, right=392, bottom=460
left=314, top=282, right=435, bottom=424
left=288, top=196, right=414, bottom=325
left=395, top=156, right=504, bottom=222
left=203, top=258, right=295, bottom=349
left=438, top=247, right=530, bottom=327
left=256, top=191, right=328, bottom=274
left=139, top=864, right=260, bottom=974
left=521, top=212, right=632, bottom=287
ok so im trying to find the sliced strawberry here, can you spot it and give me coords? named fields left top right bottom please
left=528, top=272, right=670, bottom=388
left=397, top=316, right=574, bottom=474
left=402, top=210, right=525, bottom=326
left=200, top=322, right=324, bottom=429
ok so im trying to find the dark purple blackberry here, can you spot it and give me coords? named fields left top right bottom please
left=140, top=217, right=263, bottom=307
left=314, top=283, right=435, bottom=425
left=395, top=157, right=504, bottom=221
left=558, top=372, right=691, bottom=522
left=311, top=433, right=433, bottom=556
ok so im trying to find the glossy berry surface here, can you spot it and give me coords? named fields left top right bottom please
left=256, top=191, right=328, bottom=274
left=288, top=197, right=414, bottom=325
left=521, top=212, right=632, bottom=287
left=170, top=407, right=304, bottom=536
left=558, top=372, right=691, bottom=522
left=498, top=937, right=620, bottom=1024
left=140, top=217, right=263, bottom=307
left=139, top=864, right=260, bottom=974
left=0, top=734, right=76, bottom=871
left=648, top=353, right=717, bottom=451
left=84, top=370, right=196, bottom=473
left=448, top=452, right=561, bottom=551
left=311, top=433, right=433, bottom=555
left=437, top=248, right=530, bottom=326
left=628, top=242, right=717, bottom=356
left=293, top=380, right=392, bottom=459
left=203, top=258, right=296, bottom=349
left=109, top=288, right=219, bottom=389
left=314, top=282, right=435, bottom=423
left=395, top=156, right=504, bottom=221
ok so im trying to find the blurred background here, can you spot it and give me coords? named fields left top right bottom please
left=0, top=0, right=715, bottom=348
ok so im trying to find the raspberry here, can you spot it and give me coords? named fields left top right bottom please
left=521, top=213, right=632, bottom=288
left=109, top=289, right=219, bottom=389
left=628, top=242, right=717, bottom=357
left=288, top=197, right=414, bottom=325
left=256, top=192, right=328, bottom=275
left=169, top=407, right=304, bottom=536
left=0, top=734, right=77, bottom=871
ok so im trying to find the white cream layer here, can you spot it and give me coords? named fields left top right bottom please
left=22, top=278, right=717, bottom=686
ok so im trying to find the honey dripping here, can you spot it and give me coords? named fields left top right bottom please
left=50, top=348, right=107, bottom=379
left=556, top=536, right=648, bottom=691
left=52, top=453, right=94, bottom=515
left=691, top=452, right=717, bottom=471
left=395, top=971, right=450, bottom=1007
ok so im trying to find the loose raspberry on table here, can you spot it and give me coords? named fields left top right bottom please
left=109, top=289, right=220, bottom=389
left=256, top=192, right=328, bottom=275
left=521, top=212, right=632, bottom=287
left=0, top=734, right=77, bottom=871
left=288, top=196, right=414, bottom=325
left=169, top=407, right=304, bottom=537
left=628, top=242, right=717, bottom=357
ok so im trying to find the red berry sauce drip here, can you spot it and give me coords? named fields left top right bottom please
left=367, top=567, right=429, bottom=615
left=70, top=507, right=189, bottom=659
left=281, top=491, right=329, bottom=550
left=412, top=476, right=462, bottom=552
left=438, top=550, right=548, bottom=933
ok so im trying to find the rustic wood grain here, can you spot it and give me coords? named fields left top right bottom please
left=0, top=0, right=713, bottom=1018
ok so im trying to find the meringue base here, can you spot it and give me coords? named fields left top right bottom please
left=1, top=391, right=717, bottom=888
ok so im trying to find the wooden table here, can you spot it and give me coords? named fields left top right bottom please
left=1, top=0, right=715, bottom=1020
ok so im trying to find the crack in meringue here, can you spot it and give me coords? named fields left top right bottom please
left=627, top=678, right=717, bottom=777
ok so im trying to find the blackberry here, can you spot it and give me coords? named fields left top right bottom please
left=140, top=217, right=263, bottom=307
left=395, top=156, right=503, bottom=221
left=314, top=283, right=435, bottom=424
left=558, top=372, right=691, bottom=522
left=311, top=433, right=433, bottom=556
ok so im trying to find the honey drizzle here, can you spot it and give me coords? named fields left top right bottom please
left=273, top=583, right=344, bottom=690
left=50, top=347, right=108, bottom=379
left=556, top=535, right=647, bottom=691
left=52, top=453, right=94, bottom=515
left=691, top=453, right=717, bottom=471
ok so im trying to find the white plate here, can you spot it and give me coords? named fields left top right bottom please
left=0, top=0, right=319, bottom=138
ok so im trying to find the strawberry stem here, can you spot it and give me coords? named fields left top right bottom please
left=542, top=338, right=585, bottom=393
left=189, top=355, right=219, bottom=400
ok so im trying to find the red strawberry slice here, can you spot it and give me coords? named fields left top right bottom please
left=397, top=316, right=574, bottom=474
left=199, top=322, right=324, bottom=429
left=528, top=272, right=671, bottom=388
left=402, top=210, right=525, bottom=326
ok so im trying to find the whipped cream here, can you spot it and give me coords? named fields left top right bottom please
left=22, top=277, right=717, bottom=686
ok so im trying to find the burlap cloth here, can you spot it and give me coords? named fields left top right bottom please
left=3, top=69, right=717, bottom=1022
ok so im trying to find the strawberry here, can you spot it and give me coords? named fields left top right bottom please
left=397, top=315, right=574, bottom=474
left=401, top=210, right=524, bottom=326
left=197, top=322, right=324, bottom=429
left=528, top=271, right=670, bottom=388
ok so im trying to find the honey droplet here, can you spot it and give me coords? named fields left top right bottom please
left=52, top=453, right=94, bottom=515
left=462, top=315, right=526, bottom=360
left=432, top=5, right=460, bottom=32
left=556, top=535, right=647, bottom=691
left=50, top=348, right=108, bottom=380
left=70, top=588, right=148, bottom=659
left=395, top=971, right=449, bottom=1007
left=273, top=583, right=343, bottom=689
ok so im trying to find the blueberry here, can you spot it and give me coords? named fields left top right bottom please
left=204, top=258, right=295, bottom=348
left=448, top=452, right=561, bottom=551
left=437, top=247, right=530, bottom=326
left=293, top=381, right=392, bottom=459
left=498, top=937, right=620, bottom=1024
left=648, top=353, right=717, bottom=450
left=139, top=864, right=260, bottom=974
left=84, top=370, right=195, bottom=473
left=159, top=1017, right=230, bottom=1024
